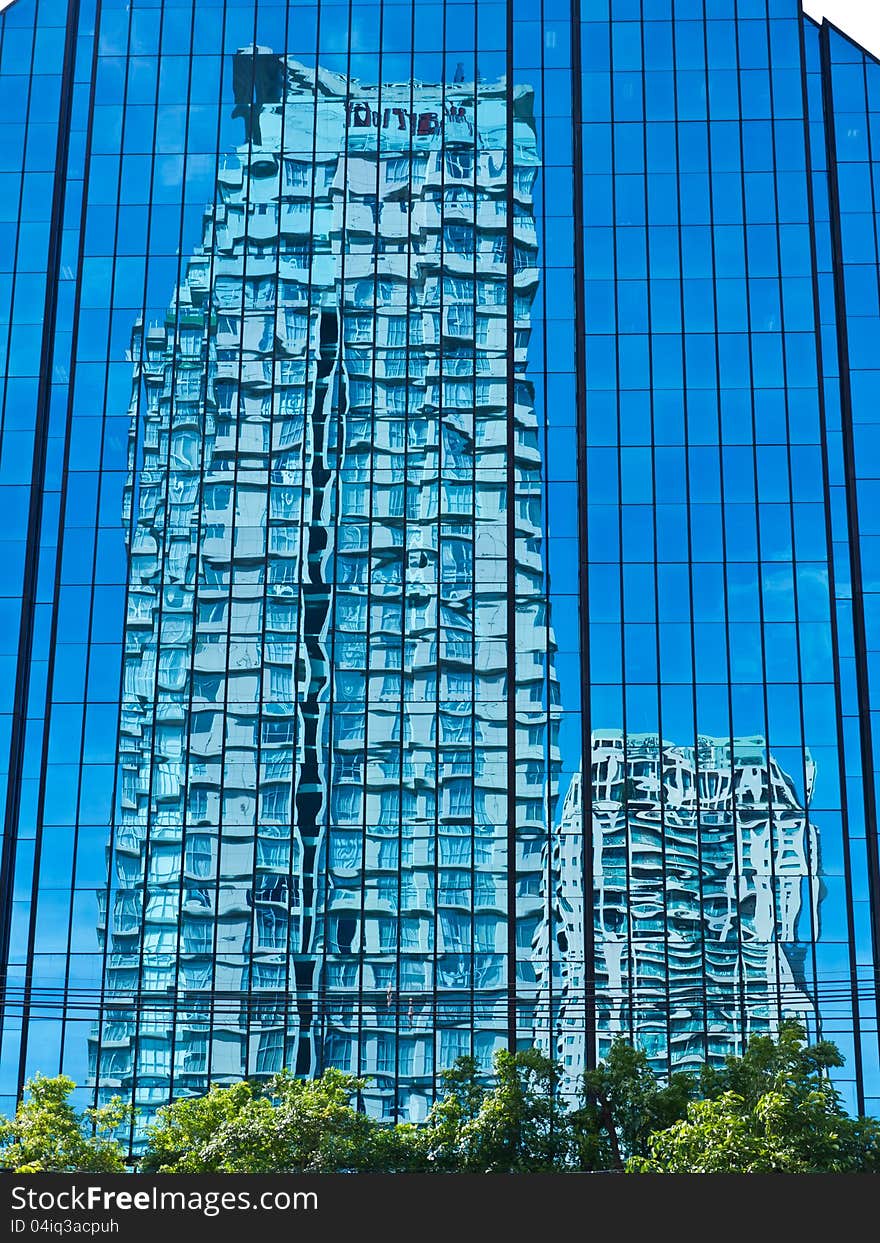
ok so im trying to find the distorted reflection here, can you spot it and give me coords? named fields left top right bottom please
left=91, top=51, right=557, bottom=1129
left=534, top=734, right=820, bottom=1095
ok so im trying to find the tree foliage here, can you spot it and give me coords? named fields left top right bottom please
left=572, top=1040, right=696, bottom=1170
left=0, top=1074, right=128, bottom=1173
left=6, top=1025, right=879, bottom=1174
left=141, top=1068, right=425, bottom=1173
left=424, top=1048, right=574, bottom=1172
left=629, top=1022, right=880, bottom=1174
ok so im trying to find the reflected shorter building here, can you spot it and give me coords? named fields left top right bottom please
left=90, top=55, right=559, bottom=1126
left=533, top=734, right=820, bottom=1095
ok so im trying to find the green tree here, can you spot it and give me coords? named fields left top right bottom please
left=425, top=1048, right=574, bottom=1172
left=421, top=1055, right=485, bottom=1172
left=0, top=1074, right=128, bottom=1173
left=571, top=1039, right=696, bottom=1171
left=629, top=1022, right=880, bottom=1173
left=141, top=1068, right=426, bottom=1173
left=697, top=1020, right=843, bottom=1106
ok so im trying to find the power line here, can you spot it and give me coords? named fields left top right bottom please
left=1, top=974, right=879, bottom=1023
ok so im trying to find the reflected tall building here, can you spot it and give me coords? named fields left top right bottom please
left=533, top=734, right=820, bottom=1095
left=90, top=54, right=559, bottom=1126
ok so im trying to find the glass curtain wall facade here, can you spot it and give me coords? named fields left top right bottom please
left=1, top=0, right=880, bottom=1138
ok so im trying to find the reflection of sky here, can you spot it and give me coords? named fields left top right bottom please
left=213, top=4, right=512, bottom=87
